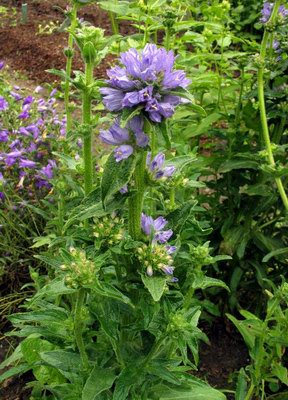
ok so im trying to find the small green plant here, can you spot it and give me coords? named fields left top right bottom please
left=228, top=280, right=288, bottom=399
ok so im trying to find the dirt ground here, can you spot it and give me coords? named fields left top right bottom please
left=0, top=0, right=134, bottom=83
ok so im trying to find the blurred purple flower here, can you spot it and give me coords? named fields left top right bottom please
left=100, top=44, right=190, bottom=122
left=10, top=91, right=22, bottom=101
left=19, top=159, right=37, bottom=169
left=18, top=110, right=30, bottom=119
left=260, top=2, right=288, bottom=23
left=23, top=96, right=34, bottom=106
left=114, top=145, right=134, bottom=162
left=39, top=160, right=57, bottom=179
left=35, top=86, right=43, bottom=93
left=0, top=96, right=8, bottom=111
left=0, top=130, right=9, bottom=142
left=120, top=184, right=128, bottom=194
left=0, top=61, right=5, bottom=70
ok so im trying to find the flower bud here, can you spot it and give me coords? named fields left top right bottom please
left=83, top=41, right=97, bottom=64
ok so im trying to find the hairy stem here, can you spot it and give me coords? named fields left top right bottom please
left=128, top=152, right=147, bottom=240
left=257, top=0, right=288, bottom=211
left=109, top=11, right=119, bottom=35
left=74, top=288, right=89, bottom=370
left=82, top=62, right=94, bottom=196
left=64, top=4, right=77, bottom=134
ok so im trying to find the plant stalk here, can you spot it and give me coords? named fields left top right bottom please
left=74, top=288, right=89, bottom=370
left=64, top=4, right=77, bottom=134
left=128, top=152, right=147, bottom=240
left=82, top=62, right=94, bottom=196
left=257, top=0, right=288, bottom=212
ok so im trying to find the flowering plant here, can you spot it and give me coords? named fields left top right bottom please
left=0, top=37, right=229, bottom=399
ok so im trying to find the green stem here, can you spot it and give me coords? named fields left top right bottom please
left=64, top=4, right=77, bottom=134
left=244, top=384, right=255, bottom=400
left=57, top=192, right=64, bottom=236
left=128, top=152, right=147, bottom=240
left=143, top=335, right=166, bottom=367
left=169, top=189, right=175, bottom=209
left=82, top=62, right=94, bottom=196
left=235, top=65, right=244, bottom=126
left=74, top=288, right=89, bottom=370
left=257, top=0, right=288, bottom=212
left=165, top=28, right=170, bottom=50
left=109, top=11, right=119, bottom=34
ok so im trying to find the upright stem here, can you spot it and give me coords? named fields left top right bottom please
left=128, top=152, right=147, bottom=240
left=142, top=335, right=166, bottom=367
left=257, top=0, right=288, bottom=212
left=74, top=288, right=89, bottom=370
left=64, top=4, right=77, bottom=134
left=82, top=62, right=94, bottom=196
left=165, top=28, right=170, bottom=50
left=109, top=11, right=119, bottom=34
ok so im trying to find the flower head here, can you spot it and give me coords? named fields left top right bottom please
left=101, top=44, right=190, bottom=123
left=260, top=2, right=288, bottom=23
left=0, top=96, right=8, bottom=111
left=147, top=152, right=176, bottom=179
left=99, top=116, right=149, bottom=161
left=141, top=213, right=173, bottom=244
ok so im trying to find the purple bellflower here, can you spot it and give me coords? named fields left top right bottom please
left=100, top=44, right=191, bottom=123
left=147, top=152, right=176, bottom=179
left=0, top=96, right=8, bottom=111
left=99, top=115, right=149, bottom=161
left=260, top=2, right=288, bottom=23
left=141, top=213, right=173, bottom=244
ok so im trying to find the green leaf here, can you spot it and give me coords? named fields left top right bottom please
left=218, top=159, right=259, bottom=173
left=166, top=200, right=198, bottom=233
left=120, top=107, right=142, bottom=128
left=101, top=153, right=136, bottom=206
left=154, top=379, right=226, bottom=399
left=21, top=337, right=65, bottom=385
left=141, top=275, right=167, bottom=302
left=0, top=344, right=22, bottom=369
left=98, top=1, right=130, bottom=15
left=183, top=113, right=221, bottom=138
left=272, top=365, right=288, bottom=385
left=226, top=314, right=255, bottom=350
left=40, top=350, right=81, bottom=372
left=90, top=281, right=134, bottom=307
left=33, top=278, right=76, bottom=299
left=262, top=247, right=288, bottom=262
left=82, top=365, right=116, bottom=400
left=192, top=276, right=230, bottom=292
left=235, top=368, right=248, bottom=400
left=157, top=120, right=171, bottom=149
left=0, top=363, right=31, bottom=384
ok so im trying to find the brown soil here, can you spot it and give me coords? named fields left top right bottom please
left=198, top=318, right=249, bottom=399
left=0, top=0, right=133, bottom=83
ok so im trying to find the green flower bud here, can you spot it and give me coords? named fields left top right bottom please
left=64, top=47, right=74, bottom=58
left=83, top=41, right=97, bottom=64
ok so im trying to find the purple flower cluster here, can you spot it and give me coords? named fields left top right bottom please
left=100, top=44, right=190, bottom=123
left=139, top=213, right=177, bottom=279
left=260, top=2, right=288, bottom=23
left=141, top=213, right=173, bottom=243
left=147, top=152, right=176, bottom=179
left=99, top=116, right=149, bottom=162
left=0, top=87, right=64, bottom=204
